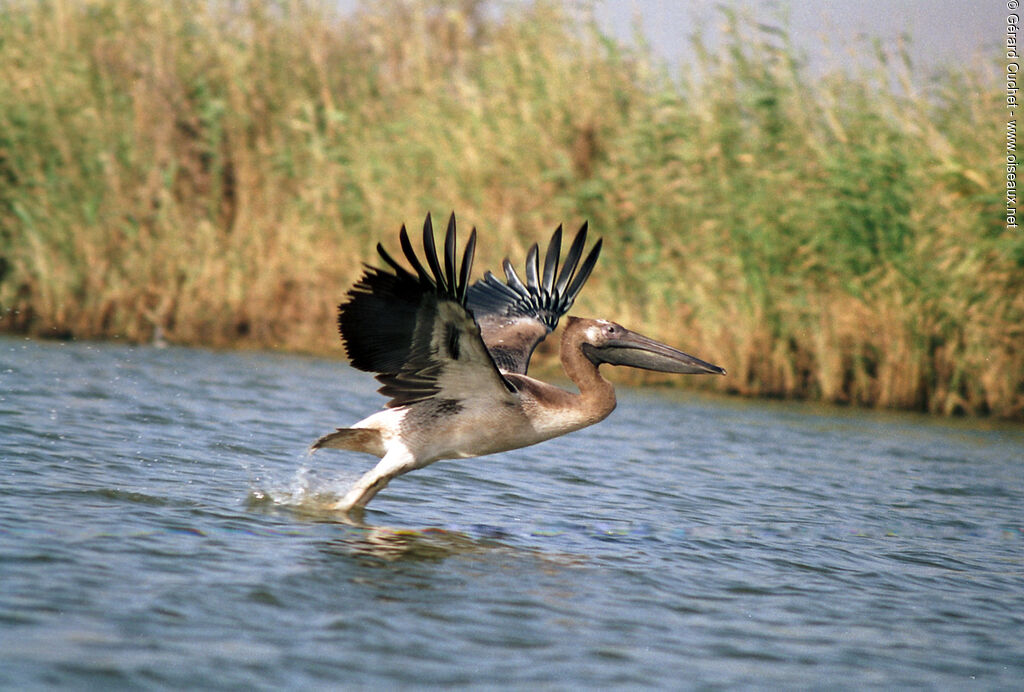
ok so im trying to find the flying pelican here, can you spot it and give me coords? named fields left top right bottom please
left=312, top=213, right=725, bottom=515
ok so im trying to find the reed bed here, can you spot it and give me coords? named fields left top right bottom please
left=0, top=0, right=1019, bottom=418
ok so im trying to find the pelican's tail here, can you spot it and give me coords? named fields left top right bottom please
left=310, top=428, right=383, bottom=455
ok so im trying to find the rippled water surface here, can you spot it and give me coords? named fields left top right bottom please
left=2, top=337, right=1022, bottom=688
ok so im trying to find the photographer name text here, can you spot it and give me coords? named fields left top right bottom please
left=1008, top=4, right=1019, bottom=228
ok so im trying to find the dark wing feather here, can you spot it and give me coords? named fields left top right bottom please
left=338, top=213, right=513, bottom=408
left=466, top=221, right=602, bottom=375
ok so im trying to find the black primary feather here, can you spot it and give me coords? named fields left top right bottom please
left=337, top=213, right=509, bottom=407
left=541, top=224, right=561, bottom=292
left=420, top=214, right=446, bottom=294
left=456, top=231, right=475, bottom=303
left=467, top=221, right=602, bottom=333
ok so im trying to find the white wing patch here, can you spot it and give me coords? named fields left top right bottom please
left=430, top=301, right=517, bottom=403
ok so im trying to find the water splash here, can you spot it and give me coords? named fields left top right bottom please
left=245, top=456, right=360, bottom=518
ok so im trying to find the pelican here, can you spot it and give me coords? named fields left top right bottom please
left=312, top=213, right=725, bottom=515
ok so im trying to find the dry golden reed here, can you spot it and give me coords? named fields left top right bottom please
left=0, top=0, right=1019, bottom=418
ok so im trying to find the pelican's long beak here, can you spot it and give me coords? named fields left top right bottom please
left=589, top=328, right=726, bottom=375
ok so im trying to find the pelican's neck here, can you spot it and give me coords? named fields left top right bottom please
left=560, top=317, right=616, bottom=423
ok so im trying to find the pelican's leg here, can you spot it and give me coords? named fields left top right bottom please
left=331, top=446, right=417, bottom=514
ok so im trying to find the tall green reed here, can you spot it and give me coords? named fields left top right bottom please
left=0, top=0, right=1017, bottom=418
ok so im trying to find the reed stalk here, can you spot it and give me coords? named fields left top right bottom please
left=0, top=0, right=1018, bottom=418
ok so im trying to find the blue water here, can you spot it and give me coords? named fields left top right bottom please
left=2, top=336, right=1022, bottom=688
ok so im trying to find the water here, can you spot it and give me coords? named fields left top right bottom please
left=2, top=336, right=1022, bottom=689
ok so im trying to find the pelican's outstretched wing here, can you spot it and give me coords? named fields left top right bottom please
left=338, top=213, right=514, bottom=408
left=467, top=222, right=602, bottom=374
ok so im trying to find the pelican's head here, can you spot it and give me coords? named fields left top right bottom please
left=575, top=318, right=726, bottom=376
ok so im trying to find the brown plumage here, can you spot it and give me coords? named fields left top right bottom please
left=312, top=213, right=725, bottom=516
